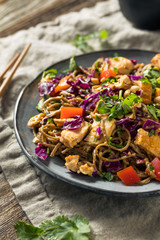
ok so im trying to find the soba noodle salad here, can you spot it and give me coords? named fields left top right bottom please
left=28, top=53, right=160, bottom=186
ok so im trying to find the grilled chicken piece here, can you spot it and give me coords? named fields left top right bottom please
left=27, top=113, right=45, bottom=127
left=134, top=128, right=160, bottom=158
left=60, top=121, right=89, bottom=148
left=115, top=75, right=131, bottom=89
left=65, top=155, right=79, bottom=172
left=151, top=53, right=160, bottom=69
left=101, top=118, right=116, bottom=139
left=133, top=80, right=152, bottom=104
left=85, top=120, right=102, bottom=144
left=109, top=57, right=134, bottom=75
left=79, top=163, right=95, bottom=175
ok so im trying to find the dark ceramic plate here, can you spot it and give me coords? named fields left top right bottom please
left=14, top=49, right=160, bottom=197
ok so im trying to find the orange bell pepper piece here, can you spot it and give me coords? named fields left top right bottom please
left=100, top=69, right=117, bottom=81
left=155, top=88, right=160, bottom=97
left=54, top=76, right=70, bottom=94
left=117, top=166, right=140, bottom=186
left=61, top=107, right=83, bottom=119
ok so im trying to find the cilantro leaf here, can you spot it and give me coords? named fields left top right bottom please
left=68, top=56, right=80, bottom=72
left=72, top=215, right=90, bottom=234
left=15, top=221, right=43, bottom=240
left=95, top=115, right=101, bottom=121
left=15, top=215, right=91, bottom=240
left=98, top=29, right=108, bottom=39
left=143, top=69, right=160, bottom=79
left=62, top=56, right=80, bottom=74
left=36, top=98, right=45, bottom=112
left=108, top=103, right=124, bottom=121
left=108, top=136, right=124, bottom=149
left=147, top=105, right=157, bottom=120
left=122, top=93, right=142, bottom=108
left=140, top=77, right=151, bottom=84
left=149, top=165, right=155, bottom=171
left=100, top=76, right=116, bottom=85
left=70, top=30, right=108, bottom=52
left=42, top=69, right=57, bottom=78
left=100, top=172, right=114, bottom=181
left=97, top=100, right=112, bottom=114
left=149, top=129, right=155, bottom=137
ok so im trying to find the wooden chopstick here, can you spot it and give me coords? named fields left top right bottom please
left=0, top=53, right=20, bottom=82
left=0, top=43, right=32, bottom=97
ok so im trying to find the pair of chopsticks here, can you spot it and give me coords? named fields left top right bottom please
left=0, top=43, right=32, bottom=97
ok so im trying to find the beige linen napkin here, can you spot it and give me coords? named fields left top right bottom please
left=0, top=0, right=160, bottom=239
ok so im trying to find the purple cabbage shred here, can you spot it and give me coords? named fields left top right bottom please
left=63, top=116, right=84, bottom=130
left=96, top=126, right=102, bottom=137
left=116, top=117, right=141, bottom=136
left=128, top=75, right=143, bottom=81
left=130, top=59, right=137, bottom=65
left=35, top=143, right=48, bottom=160
left=103, top=160, right=122, bottom=172
left=142, top=119, right=160, bottom=132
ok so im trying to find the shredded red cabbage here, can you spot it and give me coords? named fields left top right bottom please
left=88, top=69, right=95, bottom=78
left=96, top=126, right=102, bottom=136
left=35, top=143, right=48, bottom=160
left=130, top=59, right=137, bottom=65
left=103, top=160, right=122, bottom=172
left=135, top=90, right=143, bottom=96
left=66, top=75, right=91, bottom=96
left=62, top=116, right=84, bottom=130
left=142, top=119, right=160, bottom=132
left=128, top=75, right=143, bottom=81
left=76, top=77, right=90, bottom=89
left=39, top=82, right=54, bottom=97
left=80, top=88, right=110, bottom=113
left=39, top=74, right=63, bottom=97
left=135, top=107, right=150, bottom=118
left=105, top=58, right=110, bottom=64
left=116, top=117, right=141, bottom=136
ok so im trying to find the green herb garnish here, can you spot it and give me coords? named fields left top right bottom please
left=100, top=76, right=117, bottom=85
left=149, top=165, right=155, bottom=171
left=97, top=93, right=142, bottom=121
left=70, top=30, right=108, bottom=52
left=87, top=152, right=92, bottom=160
left=62, top=56, right=80, bottom=74
left=15, top=215, right=91, bottom=240
left=36, top=95, right=50, bottom=112
left=47, top=148, right=50, bottom=154
left=100, top=172, right=114, bottom=181
left=147, top=105, right=157, bottom=120
left=95, top=115, right=101, bottom=121
left=94, top=137, right=98, bottom=142
left=42, top=69, right=57, bottom=78
left=108, top=137, right=124, bottom=149
left=149, top=129, right=155, bottom=137
left=47, top=118, right=54, bottom=123
left=143, top=69, right=160, bottom=79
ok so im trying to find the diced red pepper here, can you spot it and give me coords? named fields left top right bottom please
left=151, top=157, right=160, bottom=181
left=100, top=69, right=117, bottom=81
left=117, top=166, right=140, bottom=186
left=61, top=107, right=83, bottom=119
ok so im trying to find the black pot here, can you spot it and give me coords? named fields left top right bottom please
left=119, top=0, right=160, bottom=30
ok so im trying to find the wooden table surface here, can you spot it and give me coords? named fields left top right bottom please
left=0, top=0, right=103, bottom=38
left=0, top=166, right=31, bottom=240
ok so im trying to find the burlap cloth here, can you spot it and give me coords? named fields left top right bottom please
left=0, top=0, right=160, bottom=239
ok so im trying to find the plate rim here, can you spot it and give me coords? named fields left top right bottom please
left=14, top=48, right=160, bottom=197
